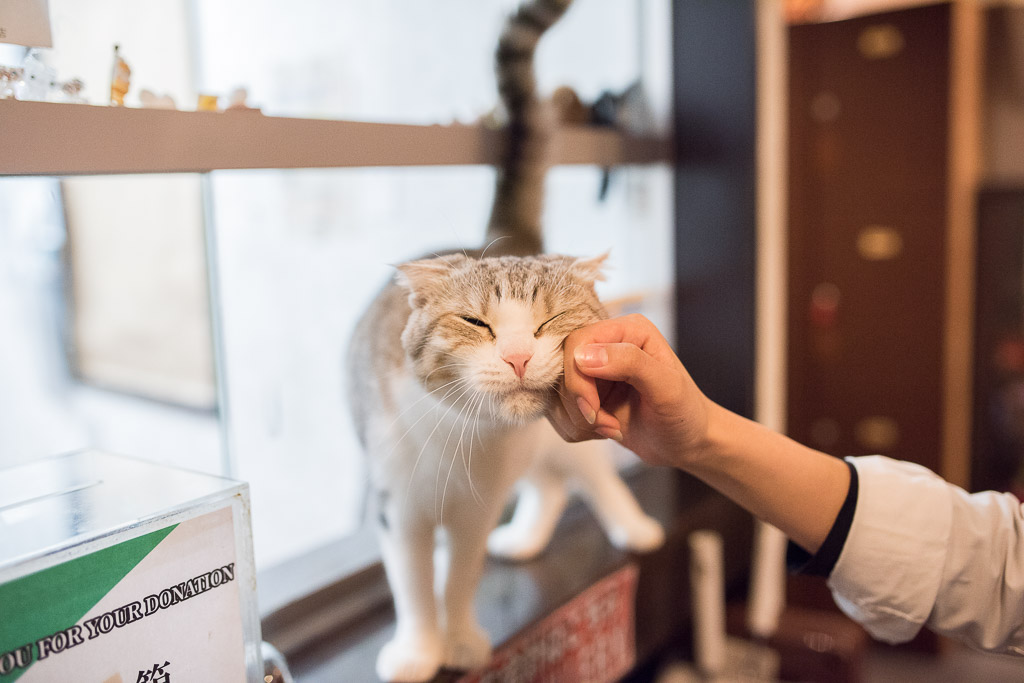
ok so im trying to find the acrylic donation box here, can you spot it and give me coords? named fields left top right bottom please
left=0, top=451, right=262, bottom=682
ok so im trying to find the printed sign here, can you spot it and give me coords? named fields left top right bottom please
left=0, top=506, right=245, bottom=682
left=0, top=0, right=53, bottom=47
left=459, top=563, right=639, bottom=683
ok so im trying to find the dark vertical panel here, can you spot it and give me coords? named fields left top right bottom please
left=972, top=189, right=1024, bottom=494
left=786, top=5, right=949, bottom=474
left=673, top=0, right=758, bottom=419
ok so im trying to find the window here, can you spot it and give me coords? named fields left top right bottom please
left=0, top=0, right=672, bottom=576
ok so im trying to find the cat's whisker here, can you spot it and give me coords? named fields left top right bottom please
left=384, top=378, right=470, bottom=476
left=406, top=381, right=477, bottom=508
left=446, top=389, right=481, bottom=507
left=459, top=391, right=481, bottom=482
left=552, top=384, right=572, bottom=402
left=424, top=361, right=470, bottom=382
left=439, top=389, right=481, bottom=524
left=465, top=393, right=487, bottom=507
left=424, top=376, right=477, bottom=421
left=487, top=392, right=497, bottom=423
left=479, top=235, right=509, bottom=260
left=467, top=391, right=489, bottom=507
left=435, top=385, right=474, bottom=507
left=372, top=376, right=473, bottom=470
left=366, top=373, right=481, bottom=492
left=438, top=378, right=474, bottom=404
left=378, top=375, right=468, bottom=439
left=437, top=384, right=485, bottom=523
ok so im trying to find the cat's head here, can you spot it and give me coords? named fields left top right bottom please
left=396, top=252, right=607, bottom=424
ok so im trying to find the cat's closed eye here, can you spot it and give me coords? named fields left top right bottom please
left=535, top=311, right=566, bottom=337
left=460, top=316, right=493, bottom=333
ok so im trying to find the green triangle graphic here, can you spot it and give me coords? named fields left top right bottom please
left=0, top=523, right=178, bottom=682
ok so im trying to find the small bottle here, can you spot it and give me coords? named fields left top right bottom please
left=110, top=45, right=131, bottom=106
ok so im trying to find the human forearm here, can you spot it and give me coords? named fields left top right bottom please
left=681, top=401, right=850, bottom=554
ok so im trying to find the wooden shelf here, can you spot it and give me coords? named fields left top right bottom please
left=1, top=99, right=671, bottom=176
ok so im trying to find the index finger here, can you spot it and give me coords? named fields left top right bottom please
left=562, top=314, right=660, bottom=414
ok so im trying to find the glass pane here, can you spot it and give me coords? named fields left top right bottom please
left=0, top=176, right=222, bottom=474
left=209, top=164, right=673, bottom=569
left=9, top=0, right=668, bottom=129
left=193, top=0, right=657, bottom=125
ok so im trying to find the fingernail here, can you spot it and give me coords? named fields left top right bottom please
left=574, top=344, right=608, bottom=369
left=576, top=397, right=597, bottom=425
left=596, top=427, right=623, bottom=442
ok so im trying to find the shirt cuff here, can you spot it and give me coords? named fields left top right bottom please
left=786, top=458, right=858, bottom=577
left=826, top=455, right=952, bottom=644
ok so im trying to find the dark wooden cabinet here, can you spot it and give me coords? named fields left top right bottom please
left=787, top=3, right=951, bottom=479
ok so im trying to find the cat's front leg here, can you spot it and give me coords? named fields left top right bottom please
left=376, top=506, right=444, bottom=683
left=440, top=503, right=506, bottom=672
left=569, top=441, right=666, bottom=553
left=487, top=468, right=569, bottom=561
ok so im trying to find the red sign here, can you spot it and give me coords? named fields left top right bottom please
left=459, top=564, right=638, bottom=683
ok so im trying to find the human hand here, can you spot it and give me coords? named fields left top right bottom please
left=548, top=314, right=712, bottom=468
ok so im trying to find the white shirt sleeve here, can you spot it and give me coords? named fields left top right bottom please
left=826, top=455, right=1024, bottom=655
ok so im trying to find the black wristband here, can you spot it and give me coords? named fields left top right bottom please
left=786, top=458, right=859, bottom=578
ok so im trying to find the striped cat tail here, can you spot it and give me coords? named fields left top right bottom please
left=485, top=0, right=573, bottom=256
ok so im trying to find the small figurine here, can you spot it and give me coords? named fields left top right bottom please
left=18, top=49, right=56, bottom=101
left=139, top=88, right=176, bottom=110
left=551, top=86, right=588, bottom=125
left=55, top=78, right=86, bottom=104
left=110, top=45, right=131, bottom=106
left=477, top=106, right=504, bottom=130
left=196, top=93, right=219, bottom=111
left=0, top=67, right=23, bottom=100
left=224, top=87, right=256, bottom=111
left=586, top=81, right=652, bottom=201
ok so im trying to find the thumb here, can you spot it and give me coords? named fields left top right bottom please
left=573, top=342, right=664, bottom=400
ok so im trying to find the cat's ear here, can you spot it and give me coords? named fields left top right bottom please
left=570, top=252, right=609, bottom=285
left=395, top=254, right=468, bottom=306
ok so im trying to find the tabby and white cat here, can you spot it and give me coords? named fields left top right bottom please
left=347, top=1, right=662, bottom=681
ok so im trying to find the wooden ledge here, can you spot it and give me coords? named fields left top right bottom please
left=1, top=99, right=672, bottom=176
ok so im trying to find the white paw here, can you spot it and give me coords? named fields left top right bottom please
left=376, top=633, right=443, bottom=683
left=487, top=524, right=546, bottom=561
left=445, top=621, right=492, bottom=671
left=608, top=515, right=665, bottom=554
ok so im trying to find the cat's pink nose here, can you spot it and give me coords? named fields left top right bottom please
left=503, top=352, right=532, bottom=380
